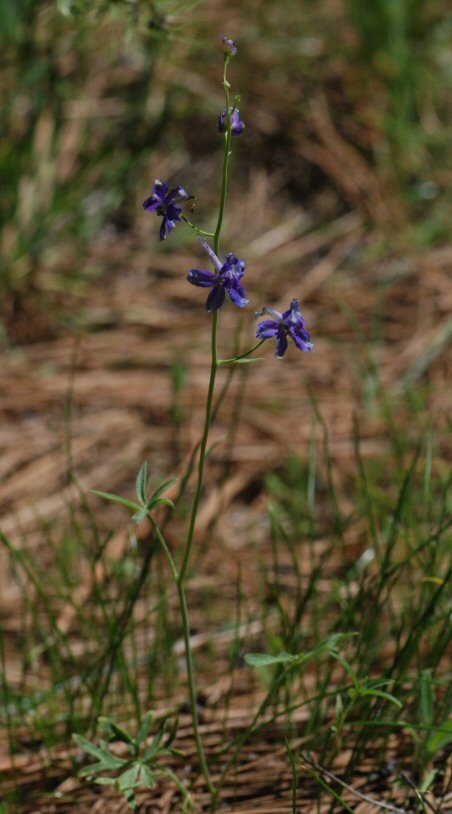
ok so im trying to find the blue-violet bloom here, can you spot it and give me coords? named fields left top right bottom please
left=256, top=299, right=313, bottom=358
left=143, top=179, right=190, bottom=241
left=188, top=239, right=249, bottom=312
left=218, top=107, right=245, bottom=136
left=221, top=35, right=237, bottom=57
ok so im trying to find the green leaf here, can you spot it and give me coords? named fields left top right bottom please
left=73, top=734, right=127, bottom=771
left=144, top=725, right=165, bottom=761
left=94, top=776, right=117, bottom=786
left=73, top=733, right=108, bottom=761
left=118, top=764, right=141, bottom=791
left=218, top=356, right=263, bottom=366
left=99, top=717, right=134, bottom=746
left=132, top=507, right=149, bottom=525
left=90, top=490, right=141, bottom=513
left=148, top=497, right=175, bottom=511
left=150, top=478, right=178, bottom=501
left=136, top=462, right=148, bottom=505
left=136, top=712, right=154, bottom=745
left=349, top=687, right=402, bottom=708
left=163, top=716, right=179, bottom=749
left=420, top=670, right=434, bottom=727
left=138, top=763, right=157, bottom=789
left=244, top=651, right=296, bottom=667
left=124, top=787, right=138, bottom=810
left=425, top=719, right=452, bottom=760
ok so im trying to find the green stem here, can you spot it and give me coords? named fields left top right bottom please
left=218, top=338, right=265, bottom=365
left=214, top=58, right=233, bottom=257
left=178, top=308, right=218, bottom=584
left=150, top=517, right=215, bottom=798
left=174, top=54, right=234, bottom=805
left=182, top=216, right=215, bottom=237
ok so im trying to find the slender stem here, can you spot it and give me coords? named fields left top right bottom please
left=150, top=519, right=179, bottom=582
left=176, top=579, right=214, bottom=795
left=218, top=338, right=266, bottom=365
left=214, top=59, right=232, bottom=257
left=182, top=216, right=215, bottom=237
left=150, top=518, right=215, bottom=797
left=175, top=55, right=234, bottom=805
left=179, top=54, right=232, bottom=583
left=178, top=307, right=218, bottom=584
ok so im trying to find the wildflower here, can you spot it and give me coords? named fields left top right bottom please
left=218, top=107, right=245, bottom=137
left=256, top=299, right=313, bottom=358
left=188, top=239, right=249, bottom=312
left=221, top=35, right=237, bottom=57
left=143, top=179, right=190, bottom=241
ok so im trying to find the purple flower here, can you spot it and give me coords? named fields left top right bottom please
left=218, top=107, right=245, bottom=137
left=221, top=35, right=237, bottom=57
left=256, top=299, right=313, bottom=358
left=188, top=239, right=249, bottom=312
left=143, top=179, right=190, bottom=241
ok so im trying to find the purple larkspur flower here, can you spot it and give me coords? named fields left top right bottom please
left=256, top=299, right=313, bottom=358
left=143, top=179, right=190, bottom=240
left=218, top=107, right=245, bottom=136
left=221, top=35, right=237, bottom=57
left=188, top=239, right=249, bottom=312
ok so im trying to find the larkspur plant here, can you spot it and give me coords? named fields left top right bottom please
left=76, top=35, right=316, bottom=812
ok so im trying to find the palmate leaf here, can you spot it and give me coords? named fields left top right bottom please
left=118, top=764, right=141, bottom=792
left=73, top=734, right=127, bottom=772
left=137, top=763, right=157, bottom=789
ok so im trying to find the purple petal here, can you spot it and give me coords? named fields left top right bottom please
left=231, top=110, right=245, bottom=136
left=206, top=284, right=226, bottom=312
left=289, top=325, right=313, bottom=352
left=159, top=218, right=167, bottom=240
left=187, top=269, right=218, bottom=288
left=167, top=185, right=190, bottom=203
left=199, top=239, right=223, bottom=272
left=276, top=331, right=288, bottom=358
left=218, top=108, right=245, bottom=136
left=227, top=279, right=249, bottom=308
left=224, top=254, right=246, bottom=278
left=153, top=179, right=169, bottom=199
left=143, top=196, right=160, bottom=212
left=283, top=298, right=302, bottom=324
left=256, top=319, right=280, bottom=339
left=165, top=203, right=182, bottom=221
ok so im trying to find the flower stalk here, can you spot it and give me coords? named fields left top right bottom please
left=175, top=51, right=235, bottom=804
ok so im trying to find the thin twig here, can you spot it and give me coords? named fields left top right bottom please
left=299, top=753, right=407, bottom=814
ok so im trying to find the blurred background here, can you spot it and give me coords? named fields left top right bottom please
left=0, top=1, right=451, bottom=809
left=1, top=0, right=451, bottom=336
left=1, top=0, right=450, bottom=546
